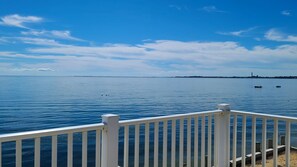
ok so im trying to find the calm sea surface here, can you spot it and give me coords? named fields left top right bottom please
left=1, top=76, right=297, bottom=166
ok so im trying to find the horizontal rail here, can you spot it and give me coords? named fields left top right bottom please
left=2, top=109, right=295, bottom=143
left=0, top=123, right=104, bottom=142
left=119, top=110, right=222, bottom=126
left=232, top=110, right=297, bottom=122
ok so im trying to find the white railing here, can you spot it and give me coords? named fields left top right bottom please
left=230, top=110, right=297, bottom=167
left=0, top=104, right=297, bottom=167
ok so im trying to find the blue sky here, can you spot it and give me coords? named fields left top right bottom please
left=0, top=0, right=297, bottom=76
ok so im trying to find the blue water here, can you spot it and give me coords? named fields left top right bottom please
left=1, top=76, right=297, bottom=166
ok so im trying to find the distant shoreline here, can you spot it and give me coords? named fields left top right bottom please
left=174, top=76, right=297, bottom=79
left=1, top=75, right=297, bottom=79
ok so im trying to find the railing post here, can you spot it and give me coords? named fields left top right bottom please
left=101, top=114, right=119, bottom=167
left=214, top=104, right=231, bottom=167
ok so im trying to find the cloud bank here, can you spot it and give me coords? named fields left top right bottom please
left=2, top=39, right=297, bottom=76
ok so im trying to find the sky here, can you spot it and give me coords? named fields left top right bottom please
left=0, top=0, right=297, bottom=76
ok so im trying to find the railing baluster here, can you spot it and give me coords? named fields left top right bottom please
left=154, top=122, right=159, bottom=167
left=82, top=131, right=88, bottom=167
left=134, top=125, right=140, bottom=167
left=163, top=121, right=168, bottom=167
left=194, top=116, right=198, bottom=167
left=124, top=126, right=129, bottom=167
left=144, top=123, right=149, bottom=167
left=241, top=115, right=246, bottom=167
left=179, top=119, right=184, bottom=167
left=34, top=138, right=40, bottom=167
left=52, top=135, right=57, bottom=167
left=232, top=114, right=237, bottom=167
left=208, top=115, right=212, bottom=167
left=201, top=116, right=205, bottom=167
left=171, top=120, right=176, bottom=167
left=286, top=121, right=291, bottom=167
left=68, top=133, right=73, bottom=167
left=96, top=130, right=101, bottom=167
left=273, top=119, right=278, bottom=167
left=262, top=118, right=267, bottom=167
left=16, top=140, right=22, bottom=167
left=251, top=116, right=256, bottom=166
left=187, top=117, right=191, bottom=167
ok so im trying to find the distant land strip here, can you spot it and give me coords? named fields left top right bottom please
left=174, top=76, right=297, bottom=79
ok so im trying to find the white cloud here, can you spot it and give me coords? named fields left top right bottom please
left=281, top=10, right=291, bottom=16
left=217, top=27, right=257, bottom=37
left=21, top=30, right=84, bottom=41
left=0, top=37, right=64, bottom=46
left=200, top=6, right=225, bottom=13
left=2, top=39, right=297, bottom=76
left=0, top=37, right=8, bottom=43
left=11, top=67, right=54, bottom=72
left=265, top=28, right=297, bottom=43
left=26, top=40, right=297, bottom=66
left=28, top=43, right=146, bottom=58
left=17, top=37, right=64, bottom=46
left=0, top=14, right=43, bottom=28
left=169, top=5, right=182, bottom=11
left=169, top=5, right=189, bottom=11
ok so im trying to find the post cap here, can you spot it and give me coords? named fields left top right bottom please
left=102, top=114, right=119, bottom=124
left=218, top=104, right=230, bottom=111
left=102, top=114, right=119, bottom=118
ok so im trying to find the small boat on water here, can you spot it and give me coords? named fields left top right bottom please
left=276, top=86, right=281, bottom=88
left=254, top=86, right=262, bottom=88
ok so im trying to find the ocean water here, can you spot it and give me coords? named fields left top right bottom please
left=0, top=76, right=297, bottom=166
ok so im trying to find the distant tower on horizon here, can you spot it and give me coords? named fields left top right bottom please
left=251, top=72, right=254, bottom=77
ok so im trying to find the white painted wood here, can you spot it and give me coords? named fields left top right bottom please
left=101, top=114, right=119, bottom=167
left=52, top=135, right=57, bottom=167
left=179, top=119, right=184, bottom=167
left=286, top=121, right=291, bottom=167
left=214, top=104, right=230, bottom=167
left=144, top=122, right=149, bottom=167
left=124, top=126, right=129, bottom=167
left=16, top=140, right=22, bottom=167
left=232, top=114, right=237, bottom=167
left=208, top=115, right=212, bottom=167
left=0, top=123, right=104, bottom=143
left=82, top=131, right=88, bottom=167
left=231, top=110, right=297, bottom=122
left=67, top=133, right=73, bottom=167
left=194, top=117, right=198, bottom=167
left=273, top=119, right=278, bottom=167
left=163, top=121, right=168, bottom=167
left=2, top=108, right=297, bottom=167
left=154, top=122, right=159, bottom=167
left=201, top=116, right=205, bottom=167
left=119, top=110, right=223, bottom=127
left=187, top=117, right=191, bottom=167
left=96, top=130, right=101, bottom=167
left=171, top=120, right=176, bottom=167
left=34, top=138, right=40, bottom=167
left=262, top=118, right=267, bottom=167
left=251, top=116, right=256, bottom=166
left=134, top=125, right=140, bottom=167
left=241, top=115, right=246, bottom=167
